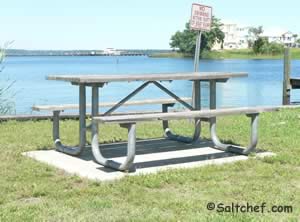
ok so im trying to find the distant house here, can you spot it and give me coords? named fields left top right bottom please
left=261, top=30, right=297, bottom=47
left=213, top=22, right=299, bottom=50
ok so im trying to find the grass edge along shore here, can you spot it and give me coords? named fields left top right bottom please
left=149, top=48, right=300, bottom=59
left=0, top=108, right=299, bottom=221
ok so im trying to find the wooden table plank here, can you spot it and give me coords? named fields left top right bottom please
left=47, top=72, right=247, bottom=84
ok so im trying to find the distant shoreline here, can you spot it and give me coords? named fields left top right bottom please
left=6, top=54, right=149, bottom=57
left=4, top=49, right=172, bottom=57
left=5, top=48, right=300, bottom=59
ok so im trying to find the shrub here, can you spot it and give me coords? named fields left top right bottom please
left=253, top=37, right=268, bottom=54
left=253, top=37, right=284, bottom=55
left=266, top=42, right=284, bottom=55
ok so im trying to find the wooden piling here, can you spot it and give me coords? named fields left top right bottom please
left=283, top=47, right=291, bottom=105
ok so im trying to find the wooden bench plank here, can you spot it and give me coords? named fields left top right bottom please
left=93, top=106, right=279, bottom=124
left=32, top=97, right=192, bottom=112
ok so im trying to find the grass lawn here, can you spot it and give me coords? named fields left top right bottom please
left=150, top=48, right=300, bottom=60
left=0, top=108, right=300, bottom=221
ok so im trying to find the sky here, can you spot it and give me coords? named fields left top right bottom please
left=0, top=0, right=299, bottom=50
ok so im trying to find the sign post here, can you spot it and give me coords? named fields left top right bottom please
left=190, top=3, right=212, bottom=135
left=190, top=3, right=212, bottom=104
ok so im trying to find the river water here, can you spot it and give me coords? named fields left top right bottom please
left=1, top=56, right=300, bottom=114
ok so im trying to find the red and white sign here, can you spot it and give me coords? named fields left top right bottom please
left=190, top=3, right=212, bottom=31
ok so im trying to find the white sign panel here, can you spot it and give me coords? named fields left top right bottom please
left=190, top=3, right=212, bottom=31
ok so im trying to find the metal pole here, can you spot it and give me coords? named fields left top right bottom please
left=192, top=31, right=202, bottom=108
left=79, top=84, right=86, bottom=150
left=209, top=80, right=216, bottom=109
left=283, top=47, right=291, bottom=105
left=92, top=86, right=99, bottom=117
left=191, top=31, right=202, bottom=142
left=193, top=31, right=202, bottom=72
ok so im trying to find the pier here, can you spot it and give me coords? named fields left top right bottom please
left=5, top=49, right=172, bottom=57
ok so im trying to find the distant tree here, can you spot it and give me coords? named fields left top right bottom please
left=170, top=17, right=225, bottom=55
left=170, top=27, right=197, bottom=54
left=248, top=26, right=264, bottom=39
left=253, top=37, right=268, bottom=54
left=248, top=26, right=264, bottom=47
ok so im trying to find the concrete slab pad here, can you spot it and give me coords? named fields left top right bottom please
left=23, top=139, right=274, bottom=182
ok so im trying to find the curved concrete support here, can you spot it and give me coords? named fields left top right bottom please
left=91, top=121, right=136, bottom=172
left=162, top=104, right=201, bottom=143
left=210, top=114, right=259, bottom=155
left=53, top=111, right=85, bottom=156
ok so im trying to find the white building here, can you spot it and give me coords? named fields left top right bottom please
left=261, top=30, right=297, bottom=47
left=213, top=23, right=299, bottom=50
left=213, top=23, right=254, bottom=50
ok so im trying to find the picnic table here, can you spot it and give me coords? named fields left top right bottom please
left=46, top=72, right=253, bottom=171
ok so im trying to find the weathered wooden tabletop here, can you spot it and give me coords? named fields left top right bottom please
left=47, top=72, right=247, bottom=84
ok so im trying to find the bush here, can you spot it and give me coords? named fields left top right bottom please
left=266, top=42, right=284, bottom=55
left=0, top=45, right=15, bottom=114
left=253, top=37, right=268, bottom=54
left=253, top=37, right=284, bottom=55
left=0, top=48, right=4, bottom=67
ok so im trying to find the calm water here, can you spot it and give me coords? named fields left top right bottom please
left=1, top=56, right=300, bottom=114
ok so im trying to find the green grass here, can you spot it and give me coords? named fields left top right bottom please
left=1, top=109, right=300, bottom=221
left=202, top=49, right=277, bottom=59
left=149, top=52, right=193, bottom=58
left=150, top=48, right=300, bottom=60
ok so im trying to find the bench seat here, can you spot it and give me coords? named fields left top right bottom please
left=91, top=106, right=279, bottom=171
left=93, top=106, right=278, bottom=124
left=32, top=97, right=192, bottom=112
